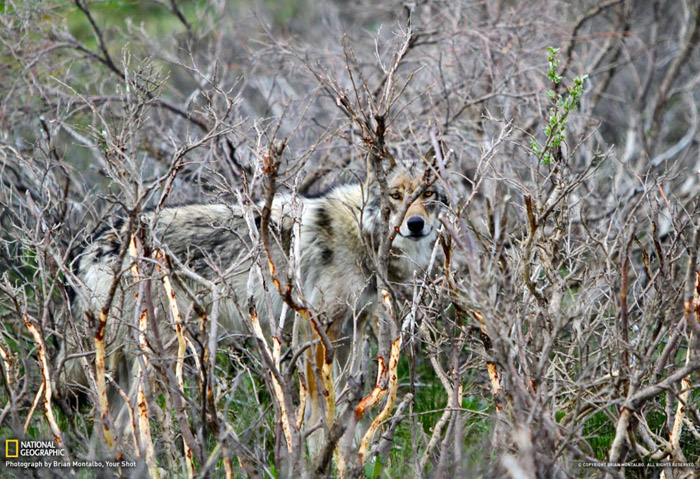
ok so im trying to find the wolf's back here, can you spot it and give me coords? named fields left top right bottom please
left=66, top=203, right=264, bottom=386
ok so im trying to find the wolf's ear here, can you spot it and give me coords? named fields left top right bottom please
left=386, top=150, right=397, bottom=170
left=366, top=150, right=397, bottom=183
left=423, top=140, right=449, bottom=166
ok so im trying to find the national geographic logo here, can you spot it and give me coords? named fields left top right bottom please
left=4, top=439, right=65, bottom=458
left=5, top=440, right=18, bottom=458
left=3, top=439, right=135, bottom=470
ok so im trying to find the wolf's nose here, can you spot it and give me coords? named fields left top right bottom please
left=407, top=216, right=425, bottom=234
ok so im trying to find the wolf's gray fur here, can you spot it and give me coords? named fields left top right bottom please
left=65, top=163, right=444, bottom=448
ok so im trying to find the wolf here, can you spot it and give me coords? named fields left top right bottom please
left=63, top=160, right=444, bottom=454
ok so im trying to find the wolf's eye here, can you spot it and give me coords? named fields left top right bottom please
left=423, top=191, right=434, bottom=198
left=389, top=192, right=402, bottom=200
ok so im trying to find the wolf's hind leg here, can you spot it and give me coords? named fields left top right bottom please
left=303, top=341, right=326, bottom=456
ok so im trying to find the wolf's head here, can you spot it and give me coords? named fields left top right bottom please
left=362, top=159, right=446, bottom=271
left=385, top=164, right=444, bottom=240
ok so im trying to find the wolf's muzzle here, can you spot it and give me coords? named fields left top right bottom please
left=401, top=216, right=432, bottom=240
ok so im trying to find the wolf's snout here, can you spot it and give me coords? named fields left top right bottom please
left=407, top=216, right=425, bottom=234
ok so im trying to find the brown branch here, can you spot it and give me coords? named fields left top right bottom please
left=71, top=0, right=210, bottom=131
left=652, top=3, right=700, bottom=138
left=559, top=0, right=625, bottom=82
left=24, top=315, right=65, bottom=449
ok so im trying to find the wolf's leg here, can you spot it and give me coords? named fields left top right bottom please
left=304, top=312, right=343, bottom=458
left=110, top=356, right=140, bottom=457
left=304, top=344, right=324, bottom=455
left=335, top=311, right=375, bottom=458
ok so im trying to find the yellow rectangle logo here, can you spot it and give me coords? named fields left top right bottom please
left=5, top=439, right=18, bottom=458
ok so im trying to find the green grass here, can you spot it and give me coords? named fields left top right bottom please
left=582, top=409, right=616, bottom=460
left=582, top=399, right=700, bottom=464
left=362, top=353, right=492, bottom=477
left=65, top=0, right=201, bottom=48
